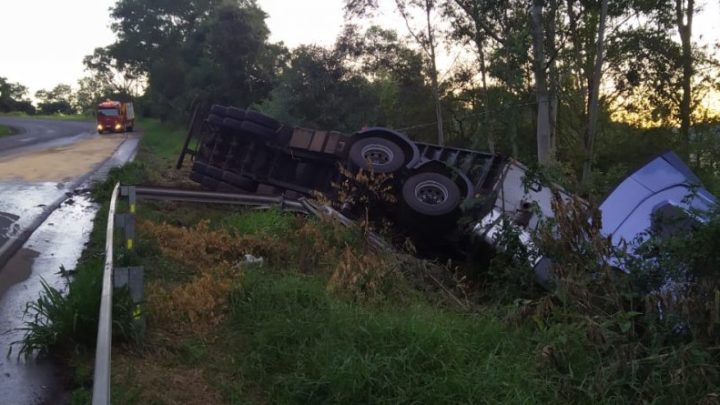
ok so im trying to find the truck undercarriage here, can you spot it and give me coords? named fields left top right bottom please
left=177, top=105, right=717, bottom=286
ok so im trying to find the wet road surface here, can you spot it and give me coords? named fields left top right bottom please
left=0, top=117, right=94, bottom=155
left=0, top=118, right=139, bottom=404
left=0, top=195, right=96, bottom=405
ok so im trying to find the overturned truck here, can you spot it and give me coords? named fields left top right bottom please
left=177, top=105, right=717, bottom=282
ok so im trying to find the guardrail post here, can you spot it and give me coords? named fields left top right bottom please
left=114, top=213, right=136, bottom=251
left=113, top=266, right=145, bottom=333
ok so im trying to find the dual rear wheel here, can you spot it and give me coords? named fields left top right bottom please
left=349, top=136, right=462, bottom=217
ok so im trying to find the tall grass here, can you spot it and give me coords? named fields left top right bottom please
left=135, top=118, right=187, bottom=161
left=225, top=269, right=551, bottom=404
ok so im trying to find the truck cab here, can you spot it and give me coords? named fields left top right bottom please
left=96, top=100, right=134, bottom=134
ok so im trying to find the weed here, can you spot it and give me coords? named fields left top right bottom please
left=327, top=246, right=403, bottom=303
left=146, top=268, right=240, bottom=335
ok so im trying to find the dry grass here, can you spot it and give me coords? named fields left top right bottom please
left=113, top=349, right=225, bottom=405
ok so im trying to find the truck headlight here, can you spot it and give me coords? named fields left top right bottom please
left=97, top=124, right=103, bottom=131
left=114, top=123, right=122, bottom=130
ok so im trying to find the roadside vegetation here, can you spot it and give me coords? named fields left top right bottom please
left=4, top=0, right=720, bottom=403
left=0, top=124, right=15, bottom=137
left=9, top=117, right=720, bottom=404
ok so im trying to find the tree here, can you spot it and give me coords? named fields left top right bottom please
left=676, top=0, right=695, bottom=159
left=335, top=25, right=436, bottom=138
left=75, top=74, right=112, bottom=113
left=35, top=84, right=76, bottom=115
left=99, top=0, right=281, bottom=120
left=446, top=0, right=535, bottom=159
left=345, top=0, right=447, bottom=145
left=581, top=0, right=609, bottom=185
left=0, top=77, right=34, bottom=113
left=529, top=0, right=553, bottom=164
left=83, top=47, right=143, bottom=100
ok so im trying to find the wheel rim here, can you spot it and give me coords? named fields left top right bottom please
left=360, top=144, right=394, bottom=166
left=414, top=180, right=449, bottom=205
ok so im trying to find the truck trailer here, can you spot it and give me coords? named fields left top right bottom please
left=177, top=105, right=716, bottom=285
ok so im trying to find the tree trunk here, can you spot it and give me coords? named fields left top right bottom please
left=470, top=4, right=494, bottom=154
left=581, top=0, right=609, bottom=185
left=425, top=0, right=445, bottom=145
left=530, top=0, right=552, bottom=164
left=479, top=45, right=494, bottom=154
left=676, top=0, right=694, bottom=161
left=547, top=0, right=559, bottom=158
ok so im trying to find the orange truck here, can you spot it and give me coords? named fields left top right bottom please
left=96, top=100, right=135, bottom=133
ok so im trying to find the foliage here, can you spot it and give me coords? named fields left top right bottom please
left=35, top=84, right=76, bottom=115
left=102, top=0, right=281, bottom=121
left=518, top=190, right=720, bottom=403
left=0, top=76, right=34, bottom=114
left=0, top=124, right=15, bottom=137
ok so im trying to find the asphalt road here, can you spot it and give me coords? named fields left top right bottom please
left=0, top=117, right=138, bottom=404
left=0, top=116, right=94, bottom=153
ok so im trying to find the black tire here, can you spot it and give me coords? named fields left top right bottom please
left=241, top=120, right=276, bottom=138
left=205, top=165, right=224, bottom=180
left=201, top=176, right=220, bottom=190
left=226, top=106, right=246, bottom=121
left=189, top=171, right=204, bottom=184
left=349, top=137, right=406, bottom=173
left=221, top=171, right=257, bottom=191
left=126, top=126, right=134, bottom=132
left=207, top=114, right=224, bottom=127
left=210, top=104, right=228, bottom=117
left=192, top=161, right=208, bottom=175
left=245, top=110, right=280, bottom=131
left=401, top=172, right=461, bottom=216
left=277, top=125, right=293, bottom=143
left=221, top=117, right=244, bottom=132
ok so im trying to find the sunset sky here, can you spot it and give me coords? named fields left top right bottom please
left=0, top=0, right=718, bottom=104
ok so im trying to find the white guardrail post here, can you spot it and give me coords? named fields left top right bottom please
left=92, top=182, right=120, bottom=405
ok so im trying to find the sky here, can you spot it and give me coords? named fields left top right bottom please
left=0, top=0, right=718, bottom=97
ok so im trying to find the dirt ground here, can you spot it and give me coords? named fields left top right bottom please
left=0, top=135, right=125, bottom=182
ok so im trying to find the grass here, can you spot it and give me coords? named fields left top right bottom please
left=0, top=124, right=15, bottom=137
left=108, top=209, right=562, bottom=404
left=221, top=269, right=551, bottom=404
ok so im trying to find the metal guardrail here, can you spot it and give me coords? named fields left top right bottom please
left=90, top=184, right=390, bottom=403
left=127, top=186, right=392, bottom=251
left=92, top=183, right=119, bottom=405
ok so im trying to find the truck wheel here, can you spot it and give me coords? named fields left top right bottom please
left=402, top=172, right=461, bottom=216
left=241, top=120, right=276, bottom=138
left=208, top=114, right=224, bottom=127
left=245, top=111, right=281, bottom=131
left=226, top=106, right=245, bottom=121
left=200, top=175, right=220, bottom=190
left=192, top=161, right=208, bottom=175
left=210, top=104, right=228, bottom=117
left=349, top=137, right=406, bottom=173
left=189, top=171, right=204, bottom=184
